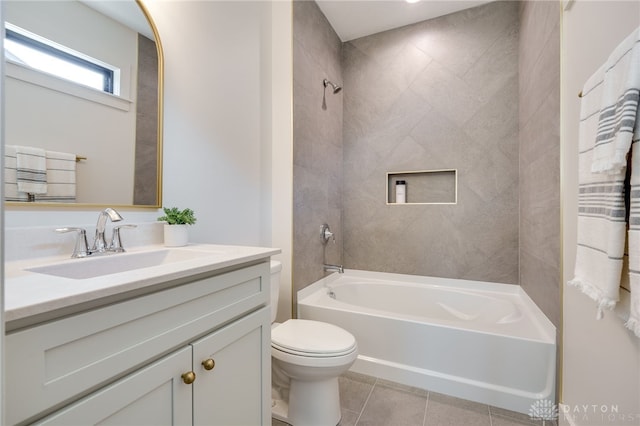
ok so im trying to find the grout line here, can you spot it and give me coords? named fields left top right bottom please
left=353, top=377, right=377, bottom=426
left=422, top=391, right=430, bottom=426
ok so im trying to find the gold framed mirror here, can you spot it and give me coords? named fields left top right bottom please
left=4, top=0, right=163, bottom=208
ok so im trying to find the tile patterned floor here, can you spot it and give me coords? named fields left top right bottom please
left=273, top=372, right=558, bottom=426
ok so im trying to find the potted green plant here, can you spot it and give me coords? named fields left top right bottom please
left=157, top=207, right=197, bottom=247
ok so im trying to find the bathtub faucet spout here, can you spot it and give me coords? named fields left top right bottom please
left=324, top=263, right=344, bottom=274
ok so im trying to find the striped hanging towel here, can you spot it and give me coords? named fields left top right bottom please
left=34, top=150, right=76, bottom=203
left=591, top=27, right=640, bottom=174
left=569, top=63, right=627, bottom=318
left=624, top=48, right=640, bottom=336
left=15, top=145, right=47, bottom=195
left=4, top=145, right=29, bottom=202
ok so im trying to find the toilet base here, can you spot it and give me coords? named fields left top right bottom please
left=271, top=377, right=341, bottom=426
left=271, top=397, right=289, bottom=423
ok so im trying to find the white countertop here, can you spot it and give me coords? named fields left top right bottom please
left=5, top=243, right=280, bottom=327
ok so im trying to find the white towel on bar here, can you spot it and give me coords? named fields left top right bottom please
left=4, top=145, right=29, bottom=202
left=569, top=64, right=627, bottom=318
left=15, top=145, right=47, bottom=195
left=34, top=150, right=76, bottom=203
left=591, top=27, right=640, bottom=174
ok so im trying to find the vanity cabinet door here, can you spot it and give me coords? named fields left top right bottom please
left=191, top=306, right=271, bottom=426
left=35, top=347, right=193, bottom=426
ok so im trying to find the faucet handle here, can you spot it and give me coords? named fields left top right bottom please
left=56, top=227, right=90, bottom=258
left=110, top=224, right=137, bottom=253
left=321, top=224, right=335, bottom=244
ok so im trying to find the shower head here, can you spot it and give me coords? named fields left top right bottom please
left=323, top=78, right=342, bottom=94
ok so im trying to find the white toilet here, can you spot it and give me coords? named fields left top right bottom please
left=270, top=261, right=358, bottom=426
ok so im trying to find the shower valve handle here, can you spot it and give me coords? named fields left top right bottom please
left=326, top=229, right=335, bottom=243
left=321, top=224, right=335, bottom=244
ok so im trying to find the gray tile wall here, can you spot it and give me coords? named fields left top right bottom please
left=342, top=2, right=520, bottom=283
left=518, top=1, right=561, bottom=327
left=292, top=0, right=343, bottom=302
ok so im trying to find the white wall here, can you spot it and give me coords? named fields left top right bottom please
left=269, top=1, right=293, bottom=321
left=145, top=0, right=268, bottom=247
left=561, top=2, right=640, bottom=425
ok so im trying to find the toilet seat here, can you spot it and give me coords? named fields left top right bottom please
left=271, top=319, right=357, bottom=358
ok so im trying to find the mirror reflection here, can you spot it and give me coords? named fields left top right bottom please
left=4, top=0, right=162, bottom=207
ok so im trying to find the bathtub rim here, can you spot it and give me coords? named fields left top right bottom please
left=298, top=269, right=556, bottom=344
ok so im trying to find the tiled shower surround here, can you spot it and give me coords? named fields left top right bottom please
left=292, top=0, right=344, bottom=298
left=293, top=0, right=560, bottom=327
left=342, top=1, right=519, bottom=283
left=518, top=1, right=561, bottom=327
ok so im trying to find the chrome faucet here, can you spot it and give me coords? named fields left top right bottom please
left=323, top=263, right=344, bottom=274
left=90, top=208, right=123, bottom=253
left=56, top=208, right=137, bottom=258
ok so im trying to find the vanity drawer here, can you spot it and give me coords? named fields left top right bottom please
left=5, top=261, right=269, bottom=425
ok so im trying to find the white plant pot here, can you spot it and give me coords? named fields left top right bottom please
left=163, top=224, right=189, bottom=247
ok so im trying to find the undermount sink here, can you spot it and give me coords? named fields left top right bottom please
left=26, top=248, right=219, bottom=280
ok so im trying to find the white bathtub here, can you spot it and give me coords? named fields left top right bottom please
left=297, top=269, right=556, bottom=415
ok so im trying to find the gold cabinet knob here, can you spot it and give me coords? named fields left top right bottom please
left=202, top=358, right=215, bottom=371
left=181, top=371, right=196, bottom=385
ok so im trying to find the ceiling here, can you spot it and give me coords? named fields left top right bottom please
left=315, top=0, right=493, bottom=41
left=80, top=0, right=155, bottom=40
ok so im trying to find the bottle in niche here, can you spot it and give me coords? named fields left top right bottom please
left=395, top=180, right=406, bottom=203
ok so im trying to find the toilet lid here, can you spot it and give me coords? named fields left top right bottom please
left=272, top=319, right=357, bottom=357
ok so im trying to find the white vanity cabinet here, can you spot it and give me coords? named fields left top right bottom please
left=35, top=346, right=194, bottom=426
left=5, top=260, right=272, bottom=425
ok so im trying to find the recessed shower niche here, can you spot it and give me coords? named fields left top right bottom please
left=386, top=170, right=457, bottom=205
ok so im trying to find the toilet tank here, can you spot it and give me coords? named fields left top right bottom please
left=270, top=260, right=282, bottom=323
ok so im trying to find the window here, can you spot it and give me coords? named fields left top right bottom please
left=4, top=24, right=118, bottom=95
